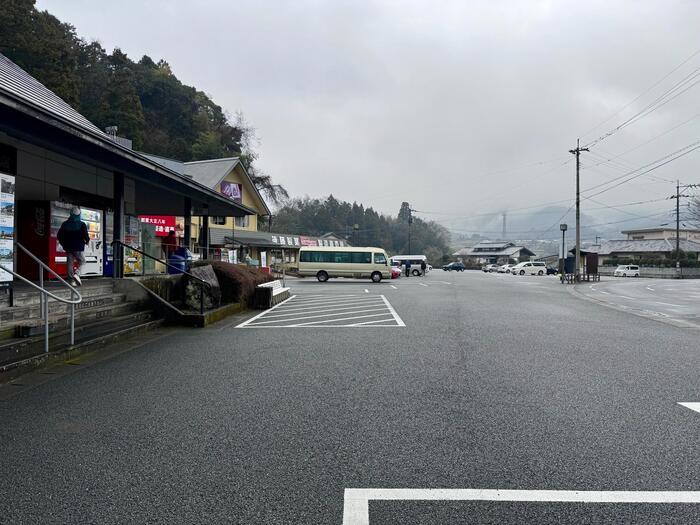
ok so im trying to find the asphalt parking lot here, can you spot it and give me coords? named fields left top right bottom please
left=2, top=270, right=700, bottom=523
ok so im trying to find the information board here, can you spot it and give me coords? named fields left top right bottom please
left=0, top=172, right=15, bottom=282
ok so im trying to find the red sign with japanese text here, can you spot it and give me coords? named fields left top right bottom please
left=139, top=215, right=177, bottom=237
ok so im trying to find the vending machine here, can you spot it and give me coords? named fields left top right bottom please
left=49, top=202, right=103, bottom=276
left=17, top=201, right=103, bottom=279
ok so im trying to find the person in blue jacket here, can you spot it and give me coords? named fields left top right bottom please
left=57, top=207, right=90, bottom=285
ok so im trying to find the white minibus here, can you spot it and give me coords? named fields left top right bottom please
left=390, top=254, right=429, bottom=276
left=298, top=246, right=392, bottom=283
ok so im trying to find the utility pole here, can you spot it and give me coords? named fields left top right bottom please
left=569, top=139, right=588, bottom=281
left=670, top=182, right=699, bottom=277
left=676, top=179, right=681, bottom=272
left=502, top=212, right=507, bottom=239
left=407, top=207, right=415, bottom=253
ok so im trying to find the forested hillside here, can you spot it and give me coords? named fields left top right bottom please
left=0, top=0, right=241, bottom=160
left=0, top=0, right=290, bottom=203
left=272, top=196, right=452, bottom=261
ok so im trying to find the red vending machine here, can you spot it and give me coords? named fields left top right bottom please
left=17, top=201, right=103, bottom=279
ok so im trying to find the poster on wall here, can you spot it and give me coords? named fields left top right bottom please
left=0, top=172, right=15, bottom=283
left=220, top=181, right=242, bottom=203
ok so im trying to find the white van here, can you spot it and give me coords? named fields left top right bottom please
left=390, top=255, right=429, bottom=276
left=614, top=265, right=640, bottom=277
left=511, top=261, right=547, bottom=276
left=299, top=246, right=391, bottom=282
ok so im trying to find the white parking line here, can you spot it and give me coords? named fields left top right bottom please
left=678, top=402, right=700, bottom=414
left=289, top=312, right=393, bottom=327
left=381, top=295, right=405, bottom=327
left=342, top=488, right=700, bottom=525
left=251, top=306, right=390, bottom=325
left=364, top=289, right=369, bottom=293
left=235, top=295, right=296, bottom=328
left=237, top=294, right=404, bottom=328
left=418, top=283, right=428, bottom=287
left=390, top=285, right=397, bottom=289
left=260, top=302, right=385, bottom=319
left=272, top=298, right=384, bottom=312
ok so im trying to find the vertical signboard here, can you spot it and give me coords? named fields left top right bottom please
left=0, top=172, right=15, bottom=283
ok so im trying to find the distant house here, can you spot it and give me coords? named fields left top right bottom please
left=621, top=227, right=700, bottom=242
left=453, top=241, right=535, bottom=264
left=573, top=239, right=700, bottom=266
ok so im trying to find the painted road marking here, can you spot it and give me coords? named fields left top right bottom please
left=364, top=289, right=369, bottom=293
left=418, top=283, right=428, bottom=287
left=236, top=294, right=404, bottom=328
left=390, top=285, right=397, bottom=289
left=678, top=402, right=700, bottom=414
left=342, top=488, right=700, bottom=525
left=647, top=286, right=655, bottom=291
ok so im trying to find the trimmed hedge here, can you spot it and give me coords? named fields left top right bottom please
left=191, top=261, right=274, bottom=305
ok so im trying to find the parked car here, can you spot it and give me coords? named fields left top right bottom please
left=482, top=264, right=500, bottom=273
left=614, top=264, right=640, bottom=277
left=443, top=262, right=466, bottom=272
left=498, top=264, right=514, bottom=273
left=390, top=266, right=402, bottom=279
left=546, top=266, right=558, bottom=275
left=510, top=261, right=548, bottom=276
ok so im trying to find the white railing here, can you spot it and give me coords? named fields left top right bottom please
left=0, top=242, right=82, bottom=353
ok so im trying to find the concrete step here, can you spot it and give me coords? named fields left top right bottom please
left=14, top=298, right=142, bottom=337
left=0, top=309, right=157, bottom=367
left=11, top=280, right=114, bottom=307
left=0, top=293, right=128, bottom=325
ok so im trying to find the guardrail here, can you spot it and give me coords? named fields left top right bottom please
left=0, top=242, right=82, bottom=353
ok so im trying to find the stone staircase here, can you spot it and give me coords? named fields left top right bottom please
left=0, top=278, right=161, bottom=370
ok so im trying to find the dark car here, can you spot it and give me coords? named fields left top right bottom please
left=442, top=262, right=465, bottom=272
left=546, top=267, right=557, bottom=275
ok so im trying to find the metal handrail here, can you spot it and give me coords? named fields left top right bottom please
left=2, top=242, right=83, bottom=353
left=112, top=240, right=211, bottom=314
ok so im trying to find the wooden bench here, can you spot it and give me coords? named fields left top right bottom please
left=254, top=280, right=291, bottom=309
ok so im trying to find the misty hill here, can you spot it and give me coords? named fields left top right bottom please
left=446, top=205, right=671, bottom=244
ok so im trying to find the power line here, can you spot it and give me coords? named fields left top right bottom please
left=582, top=141, right=700, bottom=199
left=585, top=70, right=700, bottom=148
left=580, top=47, right=700, bottom=139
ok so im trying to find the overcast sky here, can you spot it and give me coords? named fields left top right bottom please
left=38, top=0, right=700, bottom=232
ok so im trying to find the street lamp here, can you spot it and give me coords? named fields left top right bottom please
left=560, top=223, right=567, bottom=279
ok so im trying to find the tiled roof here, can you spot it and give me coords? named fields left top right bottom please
left=577, top=239, right=700, bottom=255
left=0, top=53, right=104, bottom=136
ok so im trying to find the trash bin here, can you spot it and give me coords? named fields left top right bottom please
left=173, top=247, right=193, bottom=271
left=167, top=254, right=186, bottom=274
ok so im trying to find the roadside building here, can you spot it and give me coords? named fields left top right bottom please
left=453, top=240, right=535, bottom=265
left=0, top=52, right=252, bottom=284
left=143, top=154, right=271, bottom=261
left=573, top=239, right=700, bottom=267
left=224, top=231, right=350, bottom=270
left=621, top=227, right=700, bottom=242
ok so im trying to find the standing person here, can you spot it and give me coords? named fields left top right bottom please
left=405, top=259, right=411, bottom=277
left=420, top=259, right=427, bottom=276
left=162, top=229, right=177, bottom=261
left=57, top=207, right=90, bottom=286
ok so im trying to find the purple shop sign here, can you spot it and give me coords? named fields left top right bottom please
left=221, top=181, right=242, bottom=203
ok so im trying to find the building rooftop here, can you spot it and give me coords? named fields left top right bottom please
left=621, top=227, right=700, bottom=234
left=575, top=239, right=700, bottom=255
